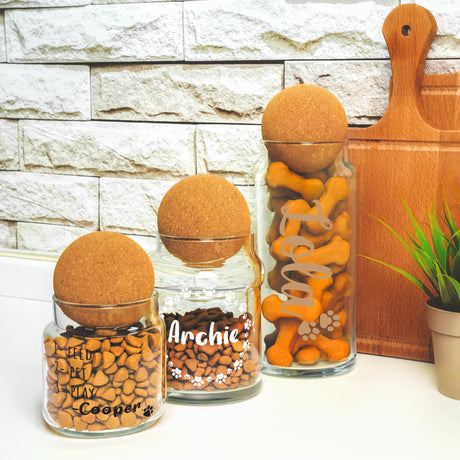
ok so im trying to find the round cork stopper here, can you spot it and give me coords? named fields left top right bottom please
left=157, top=175, right=251, bottom=264
left=53, top=231, right=155, bottom=327
left=261, top=84, right=348, bottom=173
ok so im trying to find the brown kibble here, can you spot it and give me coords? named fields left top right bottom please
left=243, top=360, right=256, bottom=373
left=102, top=351, right=116, bottom=369
left=126, top=335, right=143, bottom=348
left=121, top=392, right=135, bottom=405
left=104, top=362, right=118, bottom=375
left=57, top=372, right=70, bottom=386
left=101, top=388, right=116, bottom=401
left=81, top=412, right=96, bottom=424
left=58, top=410, right=73, bottom=428
left=141, top=346, right=155, bottom=362
left=44, top=338, right=56, bottom=356
left=101, top=339, right=111, bottom=352
left=184, top=358, right=198, bottom=372
left=142, top=359, right=158, bottom=370
left=50, top=392, right=66, bottom=408
left=105, top=416, right=121, bottom=430
left=62, top=393, right=74, bottom=409
left=110, top=346, right=124, bottom=357
left=117, top=352, right=128, bottom=367
left=114, top=367, right=129, bottom=382
left=218, top=355, right=232, bottom=366
left=123, top=379, right=136, bottom=395
left=231, top=340, right=244, bottom=352
left=93, top=370, right=109, bottom=386
left=123, top=343, right=141, bottom=355
left=92, top=352, right=102, bottom=368
left=85, top=339, right=101, bottom=352
left=67, top=337, right=84, bottom=348
left=134, top=388, right=148, bottom=397
left=126, top=354, right=141, bottom=370
left=96, top=411, right=110, bottom=422
left=68, top=357, right=83, bottom=370
left=197, top=343, right=221, bottom=356
left=73, top=416, right=88, bottom=432
left=54, top=336, right=67, bottom=349
left=135, top=367, right=148, bottom=382
left=70, top=377, right=85, bottom=387
left=120, top=411, right=137, bottom=427
left=88, top=423, right=105, bottom=431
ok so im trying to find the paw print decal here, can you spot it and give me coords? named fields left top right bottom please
left=319, top=310, right=341, bottom=332
left=143, top=405, right=154, bottom=417
left=298, top=320, right=320, bottom=341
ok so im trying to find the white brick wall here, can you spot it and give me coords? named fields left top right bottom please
left=0, top=0, right=459, bottom=256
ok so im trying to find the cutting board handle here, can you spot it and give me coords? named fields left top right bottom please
left=350, top=4, right=459, bottom=142
left=383, top=4, right=436, bottom=102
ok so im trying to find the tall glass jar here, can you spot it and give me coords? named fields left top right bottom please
left=42, top=293, right=165, bottom=437
left=155, top=234, right=263, bottom=404
left=256, top=141, right=356, bottom=377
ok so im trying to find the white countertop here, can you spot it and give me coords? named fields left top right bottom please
left=1, top=255, right=459, bottom=460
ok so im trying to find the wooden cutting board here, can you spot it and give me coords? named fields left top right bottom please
left=348, top=4, right=460, bottom=362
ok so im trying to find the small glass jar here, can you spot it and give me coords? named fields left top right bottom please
left=256, top=141, right=356, bottom=377
left=155, top=234, right=263, bottom=404
left=42, top=293, right=165, bottom=437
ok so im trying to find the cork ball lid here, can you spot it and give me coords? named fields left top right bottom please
left=261, top=84, right=348, bottom=173
left=53, top=231, right=155, bottom=327
left=157, top=175, right=251, bottom=264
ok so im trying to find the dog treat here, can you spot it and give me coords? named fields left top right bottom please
left=261, top=84, right=348, bottom=173
left=163, top=308, right=260, bottom=391
left=157, top=175, right=251, bottom=265
left=262, top=159, right=354, bottom=368
left=53, top=231, right=155, bottom=327
left=43, top=325, right=164, bottom=433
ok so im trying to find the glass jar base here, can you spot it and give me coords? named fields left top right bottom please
left=43, top=411, right=163, bottom=439
left=262, top=354, right=356, bottom=378
left=166, top=380, right=262, bottom=405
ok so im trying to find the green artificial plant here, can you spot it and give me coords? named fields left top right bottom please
left=364, top=187, right=460, bottom=313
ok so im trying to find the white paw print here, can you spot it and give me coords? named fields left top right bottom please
left=215, top=373, right=226, bottom=384
left=192, top=376, right=204, bottom=388
left=319, top=310, right=341, bottom=332
left=171, top=367, right=182, bottom=379
left=233, top=359, right=243, bottom=370
left=298, top=320, right=320, bottom=341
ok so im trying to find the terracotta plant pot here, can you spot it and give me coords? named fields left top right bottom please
left=425, top=301, right=460, bottom=400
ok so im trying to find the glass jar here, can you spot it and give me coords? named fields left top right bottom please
left=155, top=234, right=263, bottom=404
left=256, top=141, right=356, bottom=377
left=42, top=293, right=165, bottom=438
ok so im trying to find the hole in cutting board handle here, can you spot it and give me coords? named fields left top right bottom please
left=401, top=25, right=412, bottom=36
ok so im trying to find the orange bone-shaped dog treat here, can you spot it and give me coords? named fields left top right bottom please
left=326, top=308, right=347, bottom=339
left=295, top=346, right=321, bottom=365
left=300, top=334, right=350, bottom=361
left=322, top=272, right=353, bottom=312
left=292, top=235, right=350, bottom=267
left=265, top=317, right=300, bottom=367
left=265, top=162, right=324, bottom=202
left=262, top=293, right=322, bottom=324
left=270, top=199, right=311, bottom=262
left=268, top=185, right=300, bottom=199
left=300, top=211, right=351, bottom=247
left=302, top=176, right=349, bottom=234
left=307, top=275, right=333, bottom=303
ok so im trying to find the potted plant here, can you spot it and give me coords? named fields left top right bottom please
left=364, top=187, right=460, bottom=400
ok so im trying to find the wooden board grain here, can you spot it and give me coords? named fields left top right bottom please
left=348, top=4, right=460, bottom=362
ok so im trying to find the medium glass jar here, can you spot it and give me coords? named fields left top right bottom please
left=155, top=234, right=263, bottom=404
left=256, top=141, right=356, bottom=377
left=42, top=293, right=165, bottom=437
